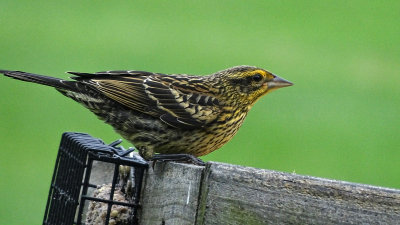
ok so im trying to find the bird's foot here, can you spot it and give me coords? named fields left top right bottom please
left=150, top=154, right=205, bottom=167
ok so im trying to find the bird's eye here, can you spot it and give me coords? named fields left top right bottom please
left=252, top=74, right=263, bottom=82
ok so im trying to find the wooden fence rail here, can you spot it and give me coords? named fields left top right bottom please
left=92, top=161, right=400, bottom=225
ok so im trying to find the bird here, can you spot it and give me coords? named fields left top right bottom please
left=1, top=66, right=292, bottom=161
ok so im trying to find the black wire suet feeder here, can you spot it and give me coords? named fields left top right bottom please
left=43, top=132, right=148, bottom=225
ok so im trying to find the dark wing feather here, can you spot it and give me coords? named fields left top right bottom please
left=69, top=71, right=221, bottom=129
left=68, top=70, right=155, bottom=78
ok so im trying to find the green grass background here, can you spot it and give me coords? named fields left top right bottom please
left=0, top=1, right=399, bottom=224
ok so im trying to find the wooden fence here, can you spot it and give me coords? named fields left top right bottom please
left=92, top=161, right=400, bottom=224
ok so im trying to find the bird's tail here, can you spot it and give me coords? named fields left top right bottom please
left=0, top=70, right=75, bottom=91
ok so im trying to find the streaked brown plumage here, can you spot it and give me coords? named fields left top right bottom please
left=1, top=66, right=292, bottom=159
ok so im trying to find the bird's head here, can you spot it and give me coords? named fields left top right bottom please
left=214, top=65, right=293, bottom=108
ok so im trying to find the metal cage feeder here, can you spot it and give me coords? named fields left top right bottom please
left=43, top=132, right=148, bottom=225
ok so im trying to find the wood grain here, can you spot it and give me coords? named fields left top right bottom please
left=139, top=162, right=204, bottom=225
left=196, top=162, right=400, bottom=225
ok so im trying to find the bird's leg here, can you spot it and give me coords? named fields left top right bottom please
left=151, top=154, right=205, bottom=166
left=136, top=145, right=205, bottom=166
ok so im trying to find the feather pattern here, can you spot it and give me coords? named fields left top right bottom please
left=68, top=70, right=221, bottom=129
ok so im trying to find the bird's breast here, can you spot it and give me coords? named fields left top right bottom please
left=187, top=110, right=248, bottom=156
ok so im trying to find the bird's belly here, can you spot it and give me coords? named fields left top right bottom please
left=105, top=110, right=247, bottom=157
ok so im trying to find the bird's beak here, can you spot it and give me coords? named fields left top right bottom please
left=266, top=76, right=293, bottom=89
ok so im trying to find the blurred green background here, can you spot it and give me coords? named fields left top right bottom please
left=1, top=0, right=399, bottom=224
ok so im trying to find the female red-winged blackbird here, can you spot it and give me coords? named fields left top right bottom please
left=1, top=66, right=292, bottom=160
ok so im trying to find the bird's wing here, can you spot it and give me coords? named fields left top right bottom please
left=68, top=71, right=221, bottom=129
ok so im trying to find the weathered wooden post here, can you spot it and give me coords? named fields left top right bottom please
left=138, top=161, right=400, bottom=225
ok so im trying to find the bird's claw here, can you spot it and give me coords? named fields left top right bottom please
left=150, top=154, right=205, bottom=168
